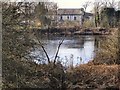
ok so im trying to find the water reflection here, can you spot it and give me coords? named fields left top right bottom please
left=30, top=35, right=98, bottom=66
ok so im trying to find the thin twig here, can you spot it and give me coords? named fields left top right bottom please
left=34, top=31, right=51, bottom=63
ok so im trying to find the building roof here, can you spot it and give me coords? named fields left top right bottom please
left=57, top=8, right=84, bottom=15
left=84, top=12, right=93, bottom=18
left=85, top=12, right=93, bottom=16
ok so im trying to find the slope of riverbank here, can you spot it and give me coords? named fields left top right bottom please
left=3, top=58, right=120, bottom=89
left=66, top=64, right=120, bottom=89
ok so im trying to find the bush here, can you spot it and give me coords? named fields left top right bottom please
left=92, top=28, right=119, bottom=65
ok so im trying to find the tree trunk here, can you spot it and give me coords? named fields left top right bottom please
left=95, top=15, right=97, bottom=27
left=97, top=11, right=100, bottom=26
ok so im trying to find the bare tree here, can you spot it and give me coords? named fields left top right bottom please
left=82, top=1, right=91, bottom=12
left=82, top=1, right=91, bottom=26
left=108, top=0, right=117, bottom=8
left=93, top=1, right=103, bottom=27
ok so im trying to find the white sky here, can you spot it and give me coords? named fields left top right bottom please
left=50, top=0, right=95, bottom=12
left=53, top=0, right=120, bottom=12
left=10, top=0, right=120, bottom=12
left=51, top=0, right=94, bottom=8
left=52, top=0, right=120, bottom=12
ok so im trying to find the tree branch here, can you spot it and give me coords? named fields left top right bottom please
left=34, top=31, right=50, bottom=63
left=54, top=36, right=65, bottom=64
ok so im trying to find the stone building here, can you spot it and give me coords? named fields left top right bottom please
left=57, top=8, right=84, bottom=28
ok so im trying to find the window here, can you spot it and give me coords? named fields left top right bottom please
left=74, top=16, right=76, bottom=20
left=60, top=16, right=63, bottom=20
left=67, top=16, right=69, bottom=20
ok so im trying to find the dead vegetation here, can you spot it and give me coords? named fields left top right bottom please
left=65, top=28, right=120, bottom=89
left=2, top=27, right=120, bottom=89
left=92, top=28, right=119, bottom=65
left=2, top=1, right=120, bottom=89
left=66, top=64, right=120, bottom=89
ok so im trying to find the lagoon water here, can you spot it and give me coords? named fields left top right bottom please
left=30, top=35, right=101, bottom=66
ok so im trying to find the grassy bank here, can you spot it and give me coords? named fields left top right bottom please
left=3, top=59, right=120, bottom=89
left=66, top=64, right=120, bottom=89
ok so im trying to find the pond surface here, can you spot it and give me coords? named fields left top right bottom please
left=30, top=35, right=102, bottom=66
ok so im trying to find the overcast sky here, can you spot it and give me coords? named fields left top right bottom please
left=51, top=0, right=94, bottom=8
left=51, top=0, right=119, bottom=12
left=10, top=0, right=120, bottom=12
